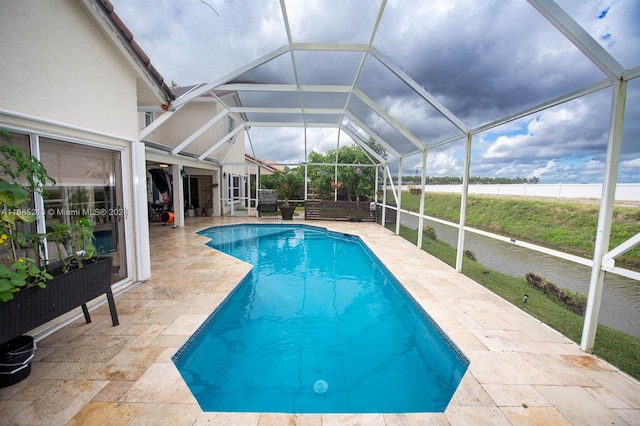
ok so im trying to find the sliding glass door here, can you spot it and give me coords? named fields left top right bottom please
left=39, top=138, right=128, bottom=283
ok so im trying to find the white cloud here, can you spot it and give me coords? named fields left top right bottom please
left=246, top=127, right=356, bottom=165
left=111, top=0, right=287, bottom=83
left=481, top=96, right=609, bottom=162
left=427, top=151, right=463, bottom=176
left=621, top=157, right=640, bottom=168
left=529, top=160, right=559, bottom=179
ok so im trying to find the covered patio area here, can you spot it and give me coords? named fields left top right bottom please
left=0, top=217, right=638, bottom=425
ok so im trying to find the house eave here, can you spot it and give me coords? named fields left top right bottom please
left=80, top=0, right=175, bottom=105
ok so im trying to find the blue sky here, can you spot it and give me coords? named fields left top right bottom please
left=111, top=0, right=639, bottom=184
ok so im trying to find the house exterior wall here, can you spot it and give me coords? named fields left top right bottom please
left=144, top=102, right=219, bottom=150
left=144, top=96, right=248, bottom=217
left=0, top=1, right=139, bottom=138
left=0, top=1, right=156, bottom=286
left=145, top=100, right=244, bottom=161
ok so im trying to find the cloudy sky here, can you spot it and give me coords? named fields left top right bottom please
left=110, top=0, right=639, bottom=183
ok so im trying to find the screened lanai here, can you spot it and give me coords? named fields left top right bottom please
left=127, top=0, right=640, bottom=353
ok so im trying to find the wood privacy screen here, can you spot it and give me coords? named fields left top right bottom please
left=304, top=201, right=375, bottom=221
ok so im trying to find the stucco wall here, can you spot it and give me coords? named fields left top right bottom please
left=0, top=1, right=138, bottom=139
left=148, top=102, right=227, bottom=153
left=146, top=99, right=247, bottom=165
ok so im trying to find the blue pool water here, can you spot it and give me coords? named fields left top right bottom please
left=172, top=224, right=468, bottom=413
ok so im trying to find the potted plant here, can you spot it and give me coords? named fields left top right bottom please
left=204, top=202, right=213, bottom=217
left=275, top=170, right=303, bottom=220
left=203, top=188, right=213, bottom=217
left=0, top=145, right=119, bottom=374
left=347, top=214, right=362, bottom=222
left=186, top=203, right=195, bottom=217
left=0, top=144, right=56, bottom=303
left=194, top=206, right=203, bottom=217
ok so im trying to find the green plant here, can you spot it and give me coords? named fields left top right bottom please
left=262, top=169, right=303, bottom=207
left=0, top=144, right=56, bottom=301
left=400, top=192, right=640, bottom=270
left=306, top=139, right=385, bottom=201
left=0, top=143, right=100, bottom=302
left=463, top=249, right=477, bottom=261
left=203, top=185, right=213, bottom=209
left=423, top=225, right=437, bottom=240
left=47, top=218, right=97, bottom=274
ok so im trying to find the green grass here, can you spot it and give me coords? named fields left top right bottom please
left=391, top=224, right=640, bottom=380
left=397, top=192, right=640, bottom=269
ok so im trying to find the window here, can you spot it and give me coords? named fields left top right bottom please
left=227, top=116, right=235, bottom=134
left=225, top=173, right=240, bottom=203
left=144, top=111, right=154, bottom=127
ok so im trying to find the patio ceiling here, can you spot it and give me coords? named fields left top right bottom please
left=139, top=0, right=638, bottom=167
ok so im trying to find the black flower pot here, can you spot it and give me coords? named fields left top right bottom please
left=279, top=206, right=296, bottom=220
left=0, top=335, right=35, bottom=387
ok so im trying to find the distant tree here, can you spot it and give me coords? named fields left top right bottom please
left=307, top=151, right=333, bottom=199
left=307, top=139, right=384, bottom=201
left=334, top=145, right=374, bottom=201
left=260, top=168, right=304, bottom=205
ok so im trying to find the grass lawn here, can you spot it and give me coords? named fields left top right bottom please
left=392, top=223, right=640, bottom=381
left=397, top=192, right=640, bottom=270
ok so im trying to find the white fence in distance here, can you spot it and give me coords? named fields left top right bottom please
left=397, top=183, right=640, bottom=202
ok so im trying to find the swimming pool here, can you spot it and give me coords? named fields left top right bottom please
left=172, top=224, right=468, bottom=413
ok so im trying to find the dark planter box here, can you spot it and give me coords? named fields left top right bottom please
left=0, top=256, right=119, bottom=345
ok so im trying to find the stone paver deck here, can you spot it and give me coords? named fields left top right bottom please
left=1, top=216, right=638, bottom=425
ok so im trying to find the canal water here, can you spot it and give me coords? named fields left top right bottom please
left=399, top=212, right=640, bottom=339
